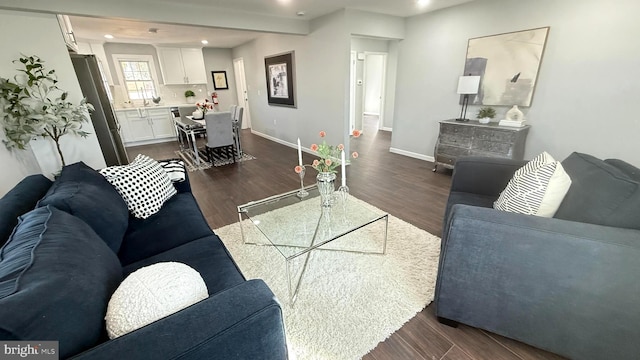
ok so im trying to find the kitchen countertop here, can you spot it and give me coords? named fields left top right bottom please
left=114, top=103, right=197, bottom=111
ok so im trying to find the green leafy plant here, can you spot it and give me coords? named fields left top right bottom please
left=0, top=54, right=93, bottom=167
left=476, top=107, right=496, bottom=119
left=184, top=90, right=195, bottom=98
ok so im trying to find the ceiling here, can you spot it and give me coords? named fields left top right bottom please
left=70, top=0, right=475, bottom=48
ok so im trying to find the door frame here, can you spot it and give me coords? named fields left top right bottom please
left=233, top=57, right=251, bottom=129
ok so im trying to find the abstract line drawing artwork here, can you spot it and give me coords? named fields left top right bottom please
left=462, top=27, right=550, bottom=107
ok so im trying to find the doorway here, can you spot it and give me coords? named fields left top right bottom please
left=362, top=52, right=387, bottom=131
left=233, top=58, right=251, bottom=129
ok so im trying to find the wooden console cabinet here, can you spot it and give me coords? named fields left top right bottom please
left=433, top=119, right=530, bottom=171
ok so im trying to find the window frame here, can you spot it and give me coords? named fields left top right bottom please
left=111, top=54, right=160, bottom=105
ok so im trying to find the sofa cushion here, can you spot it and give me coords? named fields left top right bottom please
left=38, top=162, right=129, bottom=253
left=0, top=206, right=122, bottom=358
left=123, top=236, right=245, bottom=296
left=100, top=154, right=177, bottom=219
left=494, top=152, right=572, bottom=217
left=555, top=153, right=640, bottom=229
left=118, top=192, right=214, bottom=265
left=158, top=159, right=186, bottom=183
left=106, top=262, right=208, bottom=339
left=0, top=175, right=52, bottom=247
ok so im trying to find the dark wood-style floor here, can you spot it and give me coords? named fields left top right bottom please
left=127, top=120, right=564, bottom=360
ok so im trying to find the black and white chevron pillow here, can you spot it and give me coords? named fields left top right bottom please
left=494, top=152, right=572, bottom=217
left=157, top=159, right=186, bottom=182
left=100, top=154, right=177, bottom=219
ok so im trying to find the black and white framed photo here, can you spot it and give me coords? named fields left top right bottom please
left=264, top=51, right=295, bottom=107
left=211, top=71, right=229, bottom=90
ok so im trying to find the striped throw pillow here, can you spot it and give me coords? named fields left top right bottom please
left=494, top=152, right=572, bottom=217
left=158, top=159, right=186, bottom=182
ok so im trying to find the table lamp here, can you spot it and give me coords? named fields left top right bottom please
left=456, top=75, right=481, bottom=122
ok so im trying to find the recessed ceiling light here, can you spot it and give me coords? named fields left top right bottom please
left=201, top=40, right=209, bottom=45
left=417, top=0, right=430, bottom=7
left=296, top=11, right=306, bottom=17
left=104, top=34, right=114, bottom=39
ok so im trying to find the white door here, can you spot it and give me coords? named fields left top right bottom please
left=363, top=52, right=387, bottom=129
left=233, top=58, right=251, bottom=129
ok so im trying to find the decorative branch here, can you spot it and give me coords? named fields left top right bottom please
left=0, top=54, right=94, bottom=168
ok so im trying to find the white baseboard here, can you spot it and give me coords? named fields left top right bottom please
left=125, top=136, right=177, bottom=147
left=251, top=129, right=313, bottom=155
left=379, top=127, right=392, bottom=132
left=389, top=147, right=434, bottom=162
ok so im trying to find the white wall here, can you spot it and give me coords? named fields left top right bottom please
left=232, top=11, right=351, bottom=154
left=345, top=9, right=405, bottom=40
left=393, top=0, right=640, bottom=165
left=202, top=48, right=237, bottom=111
left=0, top=9, right=105, bottom=195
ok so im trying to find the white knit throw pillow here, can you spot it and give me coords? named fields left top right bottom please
left=105, top=262, right=208, bottom=339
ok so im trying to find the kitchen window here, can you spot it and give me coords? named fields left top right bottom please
left=112, top=54, right=159, bottom=104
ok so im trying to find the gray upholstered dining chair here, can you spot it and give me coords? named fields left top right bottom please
left=204, top=112, right=235, bottom=164
left=229, top=105, right=238, bottom=121
left=233, top=106, right=244, bottom=157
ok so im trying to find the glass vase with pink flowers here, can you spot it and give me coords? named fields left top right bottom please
left=294, top=130, right=361, bottom=206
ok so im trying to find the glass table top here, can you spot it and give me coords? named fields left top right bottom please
left=237, top=185, right=388, bottom=260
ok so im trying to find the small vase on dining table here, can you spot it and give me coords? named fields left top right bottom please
left=316, top=171, right=336, bottom=207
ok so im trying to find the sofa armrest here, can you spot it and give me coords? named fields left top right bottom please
left=72, top=280, right=287, bottom=360
left=450, top=156, right=526, bottom=196
left=436, top=204, right=640, bottom=359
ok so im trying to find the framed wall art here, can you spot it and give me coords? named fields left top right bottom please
left=211, top=71, right=229, bottom=90
left=264, top=51, right=296, bottom=107
left=462, top=27, right=550, bottom=107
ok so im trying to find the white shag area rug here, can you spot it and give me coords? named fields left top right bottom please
left=214, top=195, right=441, bottom=360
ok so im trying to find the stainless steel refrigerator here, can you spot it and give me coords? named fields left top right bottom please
left=70, top=53, right=129, bottom=166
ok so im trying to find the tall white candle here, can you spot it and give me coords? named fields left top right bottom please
left=297, top=138, right=303, bottom=166
left=341, top=150, right=346, bottom=187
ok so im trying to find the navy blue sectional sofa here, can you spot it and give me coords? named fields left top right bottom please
left=0, top=162, right=287, bottom=359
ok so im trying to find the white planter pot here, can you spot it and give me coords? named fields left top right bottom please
left=186, top=96, right=196, bottom=104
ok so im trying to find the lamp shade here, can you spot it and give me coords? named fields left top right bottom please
left=456, top=75, right=481, bottom=95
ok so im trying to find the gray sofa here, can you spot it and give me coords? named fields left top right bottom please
left=435, top=152, right=640, bottom=360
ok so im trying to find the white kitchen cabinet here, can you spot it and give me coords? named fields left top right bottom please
left=115, top=108, right=175, bottom=144
left=145, top=108, right=176, bottom=138
left=57, top=15, right=78, bottom=52
left=156, top=47, right=207, bottom=85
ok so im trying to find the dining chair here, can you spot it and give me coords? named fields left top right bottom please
left=233, top=106, right=244, bottom=157
left=229, top=105, right=238, bottom=121
left=204, top=112, right=235, bottom=164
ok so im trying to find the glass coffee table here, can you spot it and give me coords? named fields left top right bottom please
left=237, top=185, right=388, bottom=305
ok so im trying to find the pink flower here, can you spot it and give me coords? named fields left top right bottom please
left=294, top=165, right=303, bottom=174
left=352, top=129, right=362, bottom=138
left=352, top=152, right=359, bottom=159
left=337, top=144, right=344, bottom=151
left=312, top=159, right=320, bottom=167
left=196, top=103, right=201, bottom=107
left=319, top=131, right=326, bottom=138
left=325, top=159, right=332, bottom=166
left=310, top=144, right=319, bottom=152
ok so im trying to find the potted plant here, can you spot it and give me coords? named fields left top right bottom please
left=0, top=54, right=93, bottom=168
left=184, top=90, right=196, bottom=104
left=476, top=107, right=496, bottom=124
